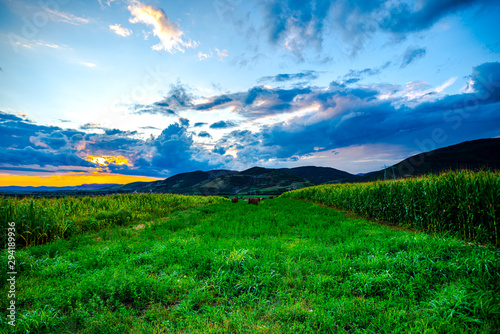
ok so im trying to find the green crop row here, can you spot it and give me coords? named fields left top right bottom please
left=280, top=170, right=500, bottom=246
left=0, top=193, right=228, bottom=248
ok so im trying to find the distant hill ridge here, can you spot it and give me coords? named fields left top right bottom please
left=360, top=138, right=500, bottom=182
left=0, top=183, right=118, bottom=193
left=1, top=138, right=499, bottom=194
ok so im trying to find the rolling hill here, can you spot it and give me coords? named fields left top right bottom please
left=105, top=167, right=318, bottom=195
left=360, top=138, right=500, bottom=182
left=281, top=166, right=355, bottom=184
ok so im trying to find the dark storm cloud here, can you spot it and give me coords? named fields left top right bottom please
left=59, top=129, right=86, bottom=138
left=210, top=121, right=238, bottom=129
left=80, top=123, right=139, bottom=137
left=0, top=111, right=147, bottom=171
left=0, top=166, right=56, bottom=173
left=38, top=132, right=68, bottom=150
left=86, top=137, right=143, bottom=151
left=206, top=61, right=500, bottom=166
left=1, top=111, right=227, bottom=178
left=259, top=101, right=400, bottom=158
left=183, top=86, right=313, bottom=119
left=342, top=62, right=392, bottom=83
left=1, top=109, right=225, bottom=177
left=0, top=113, right=62, bottom=149
left=401, top=47, right=426, bottom=68
left=254, top=65, right=500, bottom=159
left=258, top=70, right=319, bottom=83
left=132, top=102, right=177, bottom=116
left=132, top=83, right=193, bottom=116
left=80, top=123, right=104, bottom=130
left=139, top=126, right=160, bottom=130
left=212, top=146, right=226, bottom=155
left=3, top=62, right=500, bottom=178
left=105, top=128, right=138, bottom=136
left=195, top=96, right=233, bottom=111
left=179, top=117, right=190, bottom=127
left=198, top=131, right=212, bottom=138
left=255, top=0, right=493, bottom=57
left=139, top=80, right=380, bottom=122
left=467, top=61, right=500, bottom=102
left=262, top=0, right=333, bottom=56
left=0, top=147, right=93, bottom=168
left=96, top=118, right=227, bottom=178
left=379, top=0, right=481, bottom=34
left=0, top=112, right=24, bottom=122
left=140, top=82, right=348, bottom=120
left=219, top=129, right=275, bottom=165
left=245, top=86, right=312, bottom=104
left=150, top=123, right=213, bottom=173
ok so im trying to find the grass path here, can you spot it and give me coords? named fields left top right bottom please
left=1, top=198, right=499, bottom=333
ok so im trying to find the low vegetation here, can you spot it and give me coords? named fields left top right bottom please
left=281, top=170, right=500, bottom=246
left=1, top=197, right=499, bottom=333
left=0, top=194, right=228, bottom=248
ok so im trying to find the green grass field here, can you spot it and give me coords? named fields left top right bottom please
left=1, top=197, right=499, bottom=333
left=282, top=170, right=500, bottom=246
left=0, top=194, right=227, bottom=248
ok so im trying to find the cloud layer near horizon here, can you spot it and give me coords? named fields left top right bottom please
left=1, top=62, right=499, bottom=177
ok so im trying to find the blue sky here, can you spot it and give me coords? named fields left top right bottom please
left=1, top=0, right=499, bottom=184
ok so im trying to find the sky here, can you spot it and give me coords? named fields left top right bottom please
left=0, top=0, right=499, bottom=186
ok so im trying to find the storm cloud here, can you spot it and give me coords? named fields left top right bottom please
left=250, top=0, right=492, bottom=57
left=401, top=47, right=426, bottom=68
left=2, top=62, right=499, bottom=177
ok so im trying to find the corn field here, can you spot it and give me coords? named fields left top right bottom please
left=0, top=193, right=228, bottom=248
left=280, top=170, right=500, bottom=246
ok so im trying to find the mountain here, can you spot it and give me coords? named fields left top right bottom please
left=281, top=166, right=357, bottom=184
left=195, top=167, right=314, bottom=195
left=0, top=183, right=118, bottom=193
left=101, top=181, right=163, bottom=192
left=104, top=167, right=328, bottom=195
left=360, top=138, right=500, bottom=182
left=164, top=169, right=237, bottom=192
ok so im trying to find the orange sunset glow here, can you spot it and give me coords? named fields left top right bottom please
left=0, top=172, right=162, bottom=187
left=86, top=155, right=130, bottom=166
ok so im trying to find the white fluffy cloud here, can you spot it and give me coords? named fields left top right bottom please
left=109, top=24, right=132, bottom=37
left=128, top=0, right=196, bottom=53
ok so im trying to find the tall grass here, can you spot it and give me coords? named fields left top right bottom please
left=0, top=193, right=228, bottom=248
left=280, top=170, right=500, bottom=246
left=1, top=199, right=499, bottom=333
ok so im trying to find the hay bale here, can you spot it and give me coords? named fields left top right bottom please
left=231, top=197, right=239, bottom=203
left=248, top=198, right=259, bottom=205
left=269, top=196, right=274, bottom=199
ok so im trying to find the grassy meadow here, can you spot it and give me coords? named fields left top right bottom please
left=282, top=170, right=500, bottom=247
left=1, top=193, right=499, bottom=333
left=0, top=194, right=227, bottom=248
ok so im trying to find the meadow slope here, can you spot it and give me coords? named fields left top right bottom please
left=1, top=198, right=499, bottom=333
